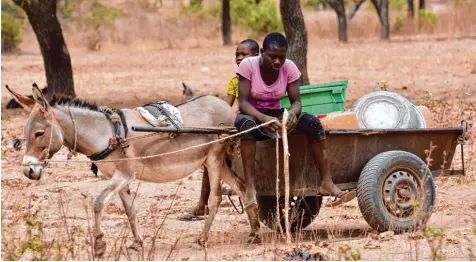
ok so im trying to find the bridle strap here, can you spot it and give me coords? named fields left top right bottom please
left=87, top=106, right=128, bottom=161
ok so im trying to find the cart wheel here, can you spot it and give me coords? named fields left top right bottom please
left=257, top=195, right=322, bottom=232
left=357, top=150, right=435, bottom=233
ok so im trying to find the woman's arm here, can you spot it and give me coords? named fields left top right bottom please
left=286, top=80, right=302, bottom=128
left=238, top=75, right=281, bottom=132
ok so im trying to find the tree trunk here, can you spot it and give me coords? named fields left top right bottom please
left=408, top=0, right=415, bottom=18
left=13, top=0, right=75, bottom=99
left=419, top=0, right=425, bottom=10
left=327, top=0, right=348, bottom=42
left=347, top=0, right=367, bottom=19
left=222, top=0, right=232, bottom=45
left=371, top=0, right=390, bottom=40
left=279, top=0, right=310, bottom=85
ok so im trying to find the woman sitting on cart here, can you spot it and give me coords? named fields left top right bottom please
left=236, top=32, right=356, bottom=207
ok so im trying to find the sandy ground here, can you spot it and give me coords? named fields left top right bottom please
left=2, top=1, right=476, bottom=260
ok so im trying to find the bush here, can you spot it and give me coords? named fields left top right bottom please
left=1, top=11, right=22, bottom=52
left=237, top=0, right=283, bottom=34
left=418, top=9, right=437, bottom=26
left=58, top=0, right=124, bottom=51
left=394, top=15, right=405, bottom=31
left=186, top=0, right=282, bottom=35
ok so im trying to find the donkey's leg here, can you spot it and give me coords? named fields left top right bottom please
left=220, top=164, right=261, bottom=244
left=191, top=166, right=210, bottom=216
left=118, top=185, right=143, bottom=251
left=93, top=173, right=130, bottom=257
left=192, top=147, right=224, bottom=249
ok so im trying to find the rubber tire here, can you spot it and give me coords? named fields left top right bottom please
left=257, top=195, right=322, bottom=232
left=357, top=150, right=436, bottom=233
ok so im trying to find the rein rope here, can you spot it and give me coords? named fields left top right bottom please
left=30, top=119, right=279, bottom=166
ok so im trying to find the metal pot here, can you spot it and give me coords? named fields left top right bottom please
left=350, top=91, right=426, bottom=129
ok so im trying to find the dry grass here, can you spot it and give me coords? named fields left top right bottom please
left=2, top=0, right=476, bottom=260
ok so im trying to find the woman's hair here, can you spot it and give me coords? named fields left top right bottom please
left=239, top=39, right=260, bottom=54
left=262, top=32, right=288, bottom=51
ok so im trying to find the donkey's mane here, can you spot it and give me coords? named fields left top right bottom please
left=50, top=95, right=99, bottom=111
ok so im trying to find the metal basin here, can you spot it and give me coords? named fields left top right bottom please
left=350, top=91, right=426, bottom=129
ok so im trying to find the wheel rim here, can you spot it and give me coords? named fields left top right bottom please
left=382, top=169, right=421, bottom=219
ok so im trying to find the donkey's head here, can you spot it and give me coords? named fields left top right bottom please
left=6, top=84, right=64, bottom=180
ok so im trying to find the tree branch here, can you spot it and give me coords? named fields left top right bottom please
left=347, top=0, right=367, bottom=19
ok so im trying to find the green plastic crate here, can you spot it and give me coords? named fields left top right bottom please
left=281, top=80, right=348, bottom=115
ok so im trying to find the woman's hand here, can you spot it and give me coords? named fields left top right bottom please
left=260, top=115, right=281, bottom=132
left=286, top=111, right=298, bottom=129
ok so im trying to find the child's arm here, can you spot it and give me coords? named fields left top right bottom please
left=226, top=95, right=235, bottom=106
left=226, top=77, right=238, bottom=107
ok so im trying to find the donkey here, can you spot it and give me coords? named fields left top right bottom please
left=6, top=85, right=261, bottom=257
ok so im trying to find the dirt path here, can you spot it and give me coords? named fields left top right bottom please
left=2, top=33, right=476, bottom=260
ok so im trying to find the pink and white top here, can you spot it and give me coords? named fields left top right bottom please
left=236, top=56, right=301, bottom=110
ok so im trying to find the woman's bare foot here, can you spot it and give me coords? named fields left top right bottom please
left=318, top=181, right=341, bottom=196
left=319, top=181, right=356, bottom=207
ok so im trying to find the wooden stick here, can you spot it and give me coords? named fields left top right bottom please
left=275, top=131, right=285, bottom=239
left=281, top=109, right=291, bottom=244
left=131, top=125, right=238, bottom=134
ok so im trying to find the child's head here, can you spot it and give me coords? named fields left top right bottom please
left=261, top=32, right=288, bottom=72
left=235, top=39, right=259, bottom=66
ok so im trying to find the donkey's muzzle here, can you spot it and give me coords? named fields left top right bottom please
left=22, top=155, right=43, bottom=180
left=23, top=166, right=42, bottom=180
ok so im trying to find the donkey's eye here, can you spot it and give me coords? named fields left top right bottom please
left=34, top=131, right=45, bottom=138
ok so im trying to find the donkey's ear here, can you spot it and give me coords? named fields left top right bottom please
left=32, top=83, right=50, bottom=111
left=5, top=85, right=36, bottom=111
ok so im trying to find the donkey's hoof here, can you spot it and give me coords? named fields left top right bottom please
left=190, top=239, right=205, bottom=250
left=247, top=233, right=261, bottom=244
left=127, top=240, right=143, bottom=251
left=94, top=234, right=106, bottom=257
left=191, top=243, right=203, bottom=250
left=94, top=242, right=106, bottom=257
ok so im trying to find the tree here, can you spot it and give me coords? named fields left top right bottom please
left=347, top=0, right=388, bottom=39
left=370, top=0, right=389, bottom=40
left=222, top=0, right=232, bottom=45
left=408, top=0, right=425, bottom=19
left=418, top=0, right=425, bottom=10
left=12, top=0, right=75, bottom=99
left=327, top=0, right=347, bottom=42
left=347, top=0, right=366, bottom=19
left=408, top=0, right=415, bottom=18
left=279, top=0, right=310, bottom=85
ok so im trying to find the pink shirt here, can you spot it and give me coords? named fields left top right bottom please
left=236, top=56, right=301, bottom=110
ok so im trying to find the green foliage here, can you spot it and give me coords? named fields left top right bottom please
left=454, top=0, right=464, bottom=7
left=366, top=0, right=408, bottom=11
left=1, top=10, right=22, bottom=52
left=418, top=9, right=437, bottom=26
left=236, top=0, right=282, bottom=34
left=304, top=0, right=354, bottom=9
left=82, top=1, right=123, bottom=30
left=58, top=0, right=124, bottom=50
left=182, top=0, right=203, bottom=13
left=424, top=226, right=447, bottom=261
left=304, top=0, right=329, bottom=9
left=394, top=15, right=405, bottom=31
left=185, top=0, right=282, bottom=35
left=390, top=0, right=407, bottom=11
left=339, top=245, right=362, bottom=261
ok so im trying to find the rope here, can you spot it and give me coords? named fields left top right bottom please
left=67, top=107, right=78, bottom=160
left=27, top=119, right=279, bottom=166
left=43, top=112, right=55, bottom=166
